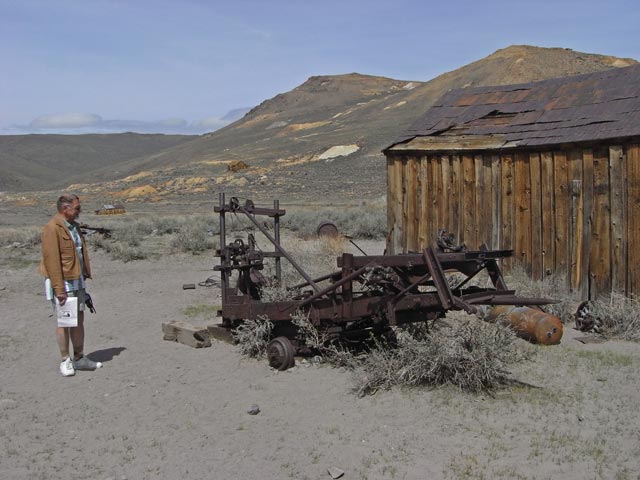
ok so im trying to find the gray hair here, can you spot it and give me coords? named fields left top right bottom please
left=56, top=193, right=79, bottom=212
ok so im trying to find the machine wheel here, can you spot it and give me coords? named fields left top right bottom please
left=267, top=336, right=295, bottom=371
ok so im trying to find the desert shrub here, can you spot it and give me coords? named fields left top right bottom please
left=90, top=237, right=147, bottom=262
left=584, top=293, right=640, bottom=341
left=170, top=223, right=217, bottom=253
left=505, top=265, right=577, bottom=322
left=0, top=227, right=41, bottom=247
left=349, top=318, right=531, bottom=395
left=289, top=310, right=530, bottom=394
left=283, top=206, right=386, bottom=239
left=232, top=315, right=273, bottom=357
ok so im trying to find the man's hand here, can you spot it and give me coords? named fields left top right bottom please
left=56, top=292, right=68, bottom=305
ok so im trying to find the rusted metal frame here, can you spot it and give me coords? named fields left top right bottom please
left=221, top=290, right=445, bottom=324
left=289, top=271, right=340, bottom=290
left=423, top=247, right=477, bottom=314
left=423, top=247, right=455, bottom=309
left=289, top=261, right=379, bottom=311
left=236, top=205, right=321, bottom=293
left=218, top=193, right=230, bottom=303
left=214, top=203, right=286, bottom=217
left=337, top=249, right=513, bottom=269
left=273, top=199, right=282, bottom=283
left=448, top=261, right=488, bottom=291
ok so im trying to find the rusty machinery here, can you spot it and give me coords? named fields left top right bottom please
left=214, top=195, right=559, bottom=370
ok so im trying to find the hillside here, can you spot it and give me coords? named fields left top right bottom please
left=1, top=45, right=636, bottom=205
left=0, top=133, right=195, bottom=192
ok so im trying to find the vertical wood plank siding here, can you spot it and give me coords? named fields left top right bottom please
left=387, top=142, right=639, bottom=299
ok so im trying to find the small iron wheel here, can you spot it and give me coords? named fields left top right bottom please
left=267, top=336, right=295, bottom=371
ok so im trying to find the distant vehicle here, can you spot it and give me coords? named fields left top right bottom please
left=94, top=204, right=126, bottom=215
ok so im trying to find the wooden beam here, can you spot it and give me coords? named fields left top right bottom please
left=540, top=151, right=556, bottom=276
left=500, top=153, right=514, bottom=270
left=529, top=152, right=542, bottom=280
left=609, top=146, right=626, bottom=294
left=590, top=147, right=612, bottom=298
left=627, top=144, right=640, bottom=298
left=553, top=151, right=569, bottom=278
left=581, top=149, right=594, bottom=300
left=462, top=154, right=476, bottom=248
left=568, top=149, right=584, bottom=294
left=514, top=152, right=531, bottom=269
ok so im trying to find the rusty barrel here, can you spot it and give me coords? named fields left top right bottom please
left=482, top=305, right=563, bottom=345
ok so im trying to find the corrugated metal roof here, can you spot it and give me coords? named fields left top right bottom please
left=386, top=64, right=640, bottom=151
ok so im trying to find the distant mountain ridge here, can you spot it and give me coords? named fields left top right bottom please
left=1, top=45, right=636, bottom=201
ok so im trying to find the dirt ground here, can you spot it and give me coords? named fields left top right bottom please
left=1, top=242, right=640, bottom=480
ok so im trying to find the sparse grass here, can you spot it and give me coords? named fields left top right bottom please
left=182, top=304, right=219, bottom=320
left=574, top=349, right=635, bottom=367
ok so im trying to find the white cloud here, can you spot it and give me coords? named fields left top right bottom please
left=3, top=110, right=249, bottom=136
left=192, top=116, right=228, bottom=130
left=30, top=112, right=102, bottom=128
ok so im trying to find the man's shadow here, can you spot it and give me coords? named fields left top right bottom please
left=87, top=347, right=126, bottom=364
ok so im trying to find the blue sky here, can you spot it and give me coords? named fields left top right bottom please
left=1, top=0, right=638, bottom=135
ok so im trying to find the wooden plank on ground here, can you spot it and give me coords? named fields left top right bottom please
left=609, top=146, right=626, bottom=294
left=529, top=152, right=542, bottom=280
left=162, top=321, right=212, bottom=348
left=540, top=151, right=556, bottom=276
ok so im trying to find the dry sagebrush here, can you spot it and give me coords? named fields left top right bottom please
left=231, top=315, right=273, bottom=357
left=348, top=318, right=531, bottom=395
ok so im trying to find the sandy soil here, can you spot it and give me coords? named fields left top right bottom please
left=1, top=245, right=640, bottom=480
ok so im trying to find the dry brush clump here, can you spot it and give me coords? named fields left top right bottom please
left=283, top=206, right=386, bottom=239
left=289, top=311, right=532, bottom=395
left=347, top=317, right=532, bottom=395
left=231, top=315, right=273, bottom=357
left=582, top=293, right=640, bottom=341
left=505, top=265, right=577, bottom=322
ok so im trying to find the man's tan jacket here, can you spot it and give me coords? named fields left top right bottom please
left=39, top=213, right=92, bottom=296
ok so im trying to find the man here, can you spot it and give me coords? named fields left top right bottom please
left=40, top=193, right=102, bottom=376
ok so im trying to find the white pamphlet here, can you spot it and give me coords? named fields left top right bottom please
left=56, top=297, right=78, bottom=328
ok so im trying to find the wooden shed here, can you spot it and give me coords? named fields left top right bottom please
left=383, top=64, right=640, bottom=300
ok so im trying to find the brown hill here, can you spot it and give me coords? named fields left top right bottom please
left=1, top=45, right=636, bottom=204
left=0, top=133, right=195, bottom=193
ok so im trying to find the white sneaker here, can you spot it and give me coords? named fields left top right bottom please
left=60, top=357, right=75, bottom=377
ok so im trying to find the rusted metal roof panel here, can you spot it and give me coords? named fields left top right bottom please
left=386, top=64, right=640, bottom=152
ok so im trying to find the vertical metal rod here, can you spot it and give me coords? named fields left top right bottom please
left=274, top=199, right=282, bottom=284
left=240, top=207, right=321, bottom=292
left=219, top=192, right=228, bottom=302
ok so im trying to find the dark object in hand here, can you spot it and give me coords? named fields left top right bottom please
left=85, top=292, right=96, bottom=314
